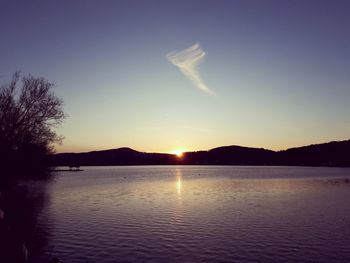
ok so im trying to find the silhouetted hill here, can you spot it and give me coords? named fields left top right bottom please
left=181, top=146, right=275, bottom=165
left=53, top=147, right=178, bottom=166
left=277, top=140, right=350, bottom=166
left=51, top=140, right=350, bottom=167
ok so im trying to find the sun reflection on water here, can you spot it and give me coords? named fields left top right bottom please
left=176, top=168, right=182, bottom=196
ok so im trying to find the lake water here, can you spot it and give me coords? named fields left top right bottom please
left=13, top=166, right=350, bottom=262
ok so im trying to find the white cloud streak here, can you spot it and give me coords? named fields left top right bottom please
left=166, top=43, right=213, bottom=94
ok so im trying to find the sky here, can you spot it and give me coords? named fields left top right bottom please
left=1, top=0, right=350, bottom=153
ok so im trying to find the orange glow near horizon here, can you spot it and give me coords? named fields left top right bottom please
left=172, top=149, right=185, bottom=157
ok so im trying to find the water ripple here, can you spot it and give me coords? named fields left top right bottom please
left=27, top=166, right=350, bottom=262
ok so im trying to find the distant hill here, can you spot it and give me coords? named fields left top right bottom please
left=276, top=140, right=350, bottom=166
left=53, top=147, right=178, bottom=166
left=181, top=146, right=275, bottom=165
left=51, top=140, right=350, bottom=167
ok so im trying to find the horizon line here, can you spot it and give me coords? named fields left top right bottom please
left=54, top=139, right=350, bottom=155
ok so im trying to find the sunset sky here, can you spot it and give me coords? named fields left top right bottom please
left=1, top=0, right=350, bottom=153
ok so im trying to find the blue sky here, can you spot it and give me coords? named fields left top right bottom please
left=1, top=0, right=350, bottom=153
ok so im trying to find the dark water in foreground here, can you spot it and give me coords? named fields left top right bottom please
left=8, top=166, right=350, bottom=262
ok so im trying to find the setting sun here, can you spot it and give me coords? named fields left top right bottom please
left=172, top=149, right=185, bottom=157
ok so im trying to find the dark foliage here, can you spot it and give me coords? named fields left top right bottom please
left=0, top=72, right=65, bottom=178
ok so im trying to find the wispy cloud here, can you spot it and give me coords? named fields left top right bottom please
left=166, top=43, right=213, bottom=94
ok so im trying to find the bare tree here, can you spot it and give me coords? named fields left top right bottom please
left=0, top=72, right=65, bottom=162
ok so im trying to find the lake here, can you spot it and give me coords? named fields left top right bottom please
left=10, top=166, right=350, bottom=262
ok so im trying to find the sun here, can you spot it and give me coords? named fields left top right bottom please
left=172, top=149, right=184, bottom=158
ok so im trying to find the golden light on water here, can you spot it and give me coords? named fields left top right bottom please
left=176, top=169, right=182, bottom=195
